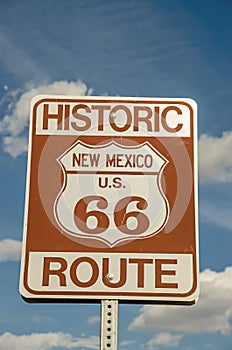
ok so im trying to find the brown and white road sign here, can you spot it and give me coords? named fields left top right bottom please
left=20, top=95, right=199, bottom=304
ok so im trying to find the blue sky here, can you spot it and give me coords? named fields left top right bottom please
left=0, top=0, right=232, bottom=349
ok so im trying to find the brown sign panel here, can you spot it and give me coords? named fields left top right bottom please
left=20, top=96, right=199, bottom=304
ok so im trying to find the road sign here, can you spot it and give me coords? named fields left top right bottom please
left=20, top=95, right=199, bottom=304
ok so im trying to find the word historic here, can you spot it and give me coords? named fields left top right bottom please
left=35, top=100, right=192, bottom=137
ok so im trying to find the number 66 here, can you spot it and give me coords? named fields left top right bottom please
left=74, top=195, right=150, bottom=235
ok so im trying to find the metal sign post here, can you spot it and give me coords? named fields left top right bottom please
left=100, top=300, right=118, bottom=350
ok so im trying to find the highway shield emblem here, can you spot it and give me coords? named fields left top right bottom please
left=54, top=140, right=169, bottom=247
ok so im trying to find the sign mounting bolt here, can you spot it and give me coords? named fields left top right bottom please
left=110, top=112, right=117, bottom=119
left=106, top=273, right=114, bottom=281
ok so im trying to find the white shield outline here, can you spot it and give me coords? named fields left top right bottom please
left=54, top=140, right=170, bottom=247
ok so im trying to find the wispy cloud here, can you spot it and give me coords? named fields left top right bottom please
left=200, top=196, right=232, bottom=231
left=0, top=27, right=47, bottom=83
left=129, top=266, right=232, bottom=335
left=0, top=332, right=99, bottom=350
left=119, top=339, right=136, bottom=349
left=87, top=316, right=100, bottom=324
left=0, top=239, right=21, bottom=262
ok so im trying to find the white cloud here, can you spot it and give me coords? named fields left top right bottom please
left=199, top=131, right=232, bottom=183
left=129, top=266, right=232, bottom=335
left=0, top=239, right=22, bottom=262
left=0, top=80, right=93, bottom=157
left=2, top=136, right=28, bottom=158
left=147, top=332, right=182, bottom=349
left=0, top=332, right=99, bottom=350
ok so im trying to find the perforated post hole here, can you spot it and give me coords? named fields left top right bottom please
left=100, top=300, right=118, bottom=350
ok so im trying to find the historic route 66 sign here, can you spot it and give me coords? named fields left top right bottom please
left=20, top=96, right=199, bottom=304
